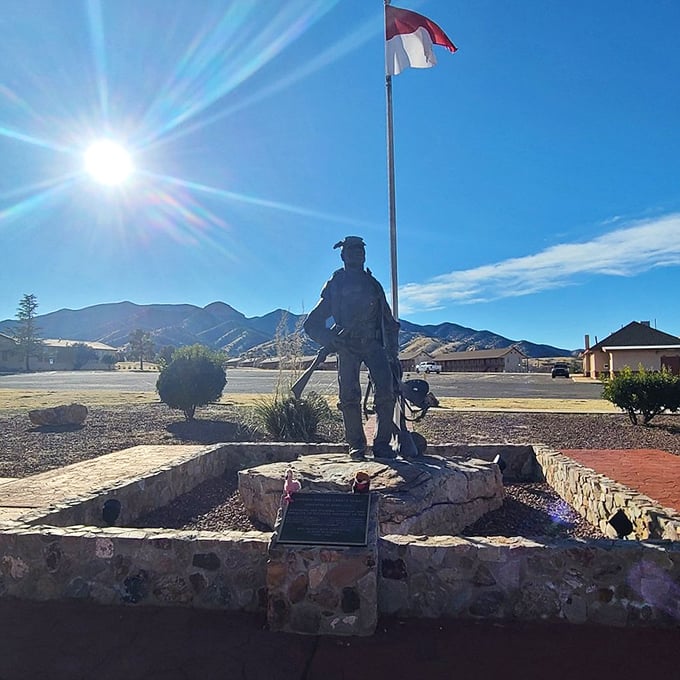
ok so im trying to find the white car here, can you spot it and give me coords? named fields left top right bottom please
left=415, top=361, right=442, bottom=374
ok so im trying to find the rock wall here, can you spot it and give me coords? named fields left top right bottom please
left=1, top=442, right=679, bottom=628
left=379, top=534, right=680, bottom=627
left=23, top=442, right=346, bottom=528
left=425, top=444, right=539, bottom=482
left=534, top=445, right=680, bottom=540
left=0, top=525, right=270, bottom=610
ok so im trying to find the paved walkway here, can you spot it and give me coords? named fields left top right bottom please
left=1, top=600, right=678, bottom=680
left=561, top=448, right=680, bottom=512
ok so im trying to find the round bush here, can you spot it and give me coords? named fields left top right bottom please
left=156, top=349, right=226, bottom=420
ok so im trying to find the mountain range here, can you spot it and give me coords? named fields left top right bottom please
left=0, top=301, right=577, bottom=359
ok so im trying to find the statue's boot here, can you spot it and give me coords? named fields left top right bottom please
left=372, top=402, right=397, bottom=459
left=341, top=404, right=367, bottom=459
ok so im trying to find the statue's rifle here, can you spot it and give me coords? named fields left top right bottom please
left=290, top=346, right=330, bottom=400
left=364, top=361, right=430, bottom=458
left=392, top=370, right=420, bottom=459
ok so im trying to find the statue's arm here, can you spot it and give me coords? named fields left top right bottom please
left=303, top=297, right=337, bottom=348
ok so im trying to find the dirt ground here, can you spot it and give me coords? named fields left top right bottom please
left=2, top=402, right=679, bottom=478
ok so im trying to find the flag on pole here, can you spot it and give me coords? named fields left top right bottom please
left=385, top=5, right=457, bottom=76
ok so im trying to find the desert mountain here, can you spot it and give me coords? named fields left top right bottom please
left=0, top=301, right=576, bottom=358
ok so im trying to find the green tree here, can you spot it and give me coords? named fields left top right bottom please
left=100, top=354, right=117, bottom=370
left=128, top=329, right=155, bottom=370
left=156, top=344, right=176, bottom=370
left=14, top=293, right=42, bottom=371
left=72, top=342, right=96, bottom=370
left=156, top=344, right=227, bottom=421
left=602, top=365, right=680, bottom=425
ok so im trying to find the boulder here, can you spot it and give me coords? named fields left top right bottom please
left=238, top=453, right=504, bottom=536
left=28, top=403, right=88, bottom=427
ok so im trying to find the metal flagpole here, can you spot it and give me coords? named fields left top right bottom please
left=384, top=0, right=399, bottom=320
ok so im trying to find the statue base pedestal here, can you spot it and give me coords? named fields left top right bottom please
left=266, top=492, right=379, bottom=636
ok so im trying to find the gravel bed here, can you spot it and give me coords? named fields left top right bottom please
left=133, top=471, right=267, bottom=533
left=462, top=482, right=605, bottom=539
left=133, top=473, right=606, bottom=539
left=2, top=404, right=678, bottom=538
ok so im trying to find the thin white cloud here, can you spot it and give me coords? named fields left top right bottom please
left=399, top=213, right=680, bottom=313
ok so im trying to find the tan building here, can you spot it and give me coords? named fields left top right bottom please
left=0, top=333, right=21, bottom=371
left=0, top=335, right=118, bottom=372
left=398, top=349, right=436, bottom=373
left=434, top=346, right=528, bottom=373
left=582, top=321, right=680, bottom=378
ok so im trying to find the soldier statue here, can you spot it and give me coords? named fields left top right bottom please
left=303, top=236, right=400, bottom=460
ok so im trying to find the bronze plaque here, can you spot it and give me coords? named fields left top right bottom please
left=276, top=492, right=370, bottom=546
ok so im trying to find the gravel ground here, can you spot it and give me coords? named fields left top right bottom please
left=2, top=404, right=679, bottom=538
left=133, top=472, right=607, bottom=539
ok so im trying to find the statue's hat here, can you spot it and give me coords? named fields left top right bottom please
left=333, top=236, right=365, bottom=250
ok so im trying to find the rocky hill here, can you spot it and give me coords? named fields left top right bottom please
left=0, top=301, right=577, bottom=358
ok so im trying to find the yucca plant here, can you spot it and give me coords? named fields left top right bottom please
left=253, top=391, right=332, bottom=441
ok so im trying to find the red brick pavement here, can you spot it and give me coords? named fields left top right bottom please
left=560, top=448, right=680, bottom=512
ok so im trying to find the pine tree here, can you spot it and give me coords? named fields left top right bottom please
left=128, top=329, right=155, bottom=370
left=15, top=293, right=42, bottom=371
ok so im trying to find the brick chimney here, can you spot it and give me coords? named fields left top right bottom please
left=584, top=334, right=590, bottom=350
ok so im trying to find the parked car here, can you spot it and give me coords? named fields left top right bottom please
left=415, top=361, right=442, bottom=374
left=551, top=362, right=570, bottom=378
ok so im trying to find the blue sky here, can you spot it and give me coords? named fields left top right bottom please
left=1, top=1, right=679, bottom=351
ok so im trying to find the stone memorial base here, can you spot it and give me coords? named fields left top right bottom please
left=239, top=453, right=504, bottom=536
left=266, top=492, right=379, bottom=636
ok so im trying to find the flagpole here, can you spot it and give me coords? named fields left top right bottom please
left=385, top=0, right=399, bottom=320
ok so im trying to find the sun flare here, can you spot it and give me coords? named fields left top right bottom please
left=84, top=140, right=134, bottom=186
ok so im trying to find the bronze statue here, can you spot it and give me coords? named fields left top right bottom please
left=303, top=236, right=400, bottom=459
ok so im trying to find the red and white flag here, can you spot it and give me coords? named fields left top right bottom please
left=385, top=5, right=457, bottom=76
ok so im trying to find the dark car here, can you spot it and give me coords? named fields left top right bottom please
left=551, top=362, right=570, bottom=379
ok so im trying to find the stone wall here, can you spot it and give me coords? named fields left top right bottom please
left=23, top=445, right=231, bottom=528
left=426, top=444, right=539, bottom=482
left=379, top=534, right=680, bottom=626
left=1, top=442, right=679, bottom=628
left=534, top=445, right=680, bottom=540
left=22, top=443, right=347, bottom=528
left=0, top=525, right=270, bottom=610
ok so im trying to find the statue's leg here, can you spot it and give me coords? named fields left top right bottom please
left=337, top=350, right=366, bottom=459
left=364, top=345, right=397, bottom=459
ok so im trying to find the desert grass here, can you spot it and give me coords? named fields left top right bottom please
left=0, top=388, right=618, bottom=413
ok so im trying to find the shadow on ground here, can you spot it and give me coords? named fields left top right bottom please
left=28, top=424, right=85, bottom=434
left=165, top=418, right=255, bottom=444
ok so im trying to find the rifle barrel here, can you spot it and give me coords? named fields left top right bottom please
left=291, top=348, right=329, bottom=399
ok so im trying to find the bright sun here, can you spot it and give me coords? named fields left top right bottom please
left=84, top=140, right=134, bottom=186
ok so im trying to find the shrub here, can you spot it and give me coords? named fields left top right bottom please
left=253, top=392, right=332, bottom=441
left=156, top=344, right=227, bottom=421
left=602, top=365, right=680, bottom=425
left=100, top=354, right=117, bottom=370
left=72, top=342, right=96, bottom=370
